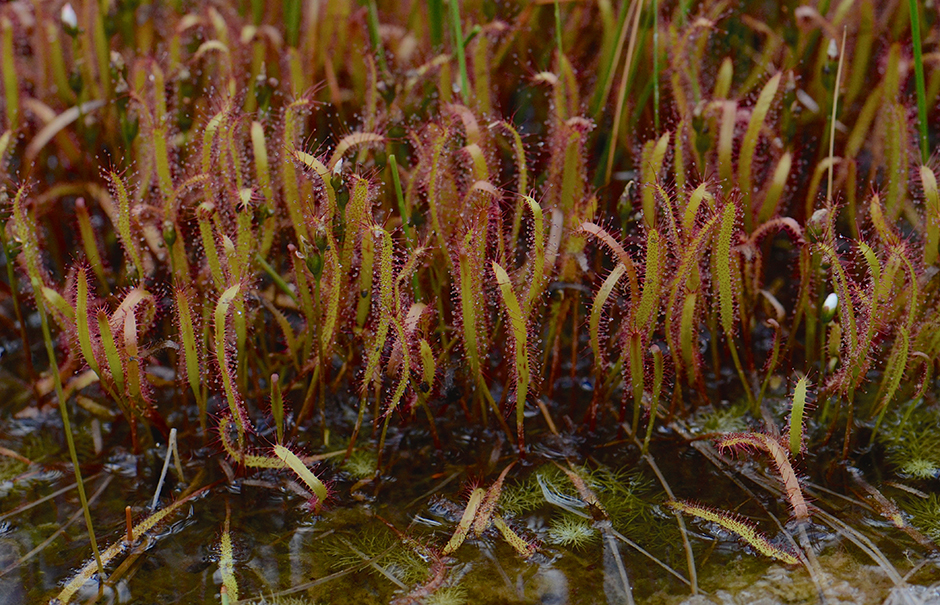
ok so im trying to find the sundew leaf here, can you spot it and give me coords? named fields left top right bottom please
left=884, top=102, right=908, bottom=220
left=655, top=183, right=681, bottom=250
left=559, top=124, right=586, bottom=215
left=628, top=331, right=644, bottom=431
left=896, top=246, right=920, bottom=332
left=493, top=121, right=529, bottom=244
left=717, top=101, right=737, bottom=187
left=356, top=223, right=376, bottom=329
left=219, top=416, right=287, bottom=469
left=523, top=196, right=546, bottom=317
left=328, top=132, right=384, bottom=170
left=716, top=203, right=737, bottom=338
left=340, top=176, right=372, bottom=270
left=493, top=516, right=536, bottom=559
left=0, top=129, right=12, bottom=164
left=41, top=285, right=75, bottom=326
left=51, top=486, right=211, bottom=605
left=319, top=226, right=343, bottom=354
left=590, top=263, right=626, bottom=372
left=419, top=339, right=436, bottom=387
left=635, top=229, right=662, bottom=332
left=493, top=260, right=530, bottom=451
left=462, top=143, right=489, bottom=183
left=75, top=267, right=100, bottom=377
left=666, top=212, right=720, bottom=388
left=273, top=444, right=328, bottom=506
left=869, top=193, right=899, bottom=247
left=386, top=315, right=411, bottom=416
left=457, top=230, right=487, bottom=398
left=858, top=240, right=881, bottom=290
left=97, top=309, right=125, bottom=396
left=250, top=121, right=274, bottom=215
left=740, top=73, right=781, bottom=228
left=682, top=184, right=713, bottom=234
left=819, top=243, right=858, bottom=357
left=196, top=202, right=226, bottom=290
left=12, top=184, right=46, bottom=290
left=666, top=499, right=798, bottom=565
left=789, top=377, right=809, bottom=457
left=214, top=284, right=252, bottom=447
left=173, top=286, right=203, bottom=422
left=442, top=488, right=485, bottom=555
left=640, top=132, right=670, bottom=229
left=921, top=166, right=940, bottom=265
left=717, top=433, right=808, bottom=521
left=873, top=326, right=909, bottom=418
left=756, top=152, right=792, bottom=225
left=426, top=126, right=451, bottom=256
left=109, top=171, right=145, bottom=281
left=284, top=133, right=325, bottom=242
left=359, top=228, right=394, bottom=394
left=219, top=509, right=238, bottom=602
left=678, top=292, right=699, bottom=385
left=472, top=462, right=516, bottom=536
left=270, top=374, right=284, bottom=445
left=122, top=298, right=143, bottom=402
left=581, top=222, right=638, bottom=299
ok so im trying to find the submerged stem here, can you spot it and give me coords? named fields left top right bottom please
left=32, top=277, right=104, bottom=579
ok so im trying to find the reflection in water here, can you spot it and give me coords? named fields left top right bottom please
left=601, top=520, right=634, bottom=605
left=532, top=566, right=568, bottom=604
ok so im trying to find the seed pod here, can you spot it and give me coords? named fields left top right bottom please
left=313, top=222, right=328, bottom=252
left=162, top=220, right=176, bottom=247
left=332, top=168, right=349, bottom=212
left=306, top=252, right=323, bottom=281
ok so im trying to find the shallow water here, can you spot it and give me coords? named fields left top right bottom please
left=1, top=388, right=939, bottom=605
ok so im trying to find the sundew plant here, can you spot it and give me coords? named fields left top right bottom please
left=0, top=0, right=939, bottom=603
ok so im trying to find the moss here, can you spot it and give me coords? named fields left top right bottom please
left=425, top=585, right=468, bottom=605
left=906, top=494, right=940, bottom=543
left=692, top=402, right=752, bottom=436
left=547, top=515, right=598, bottom=550
left=341, top=448, right=378, bottom=480
left=880, top=401, right=940, bottom=480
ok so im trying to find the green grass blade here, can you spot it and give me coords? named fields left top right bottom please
left=448, top=0, right=469, bottom=104
left=32, top=276, right=105, bottom=580
left=908, top=0, right=929, bottom=165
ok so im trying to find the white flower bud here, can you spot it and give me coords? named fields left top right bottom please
left=821, top=292, right=838, bottom=324
left=61, top=3, right=78, bottom=32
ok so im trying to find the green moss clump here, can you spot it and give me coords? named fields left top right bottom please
left=880, top=401, right=940, bottom=480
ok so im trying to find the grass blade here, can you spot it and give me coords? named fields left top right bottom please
left=908, top=0, right=929, bottom=165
